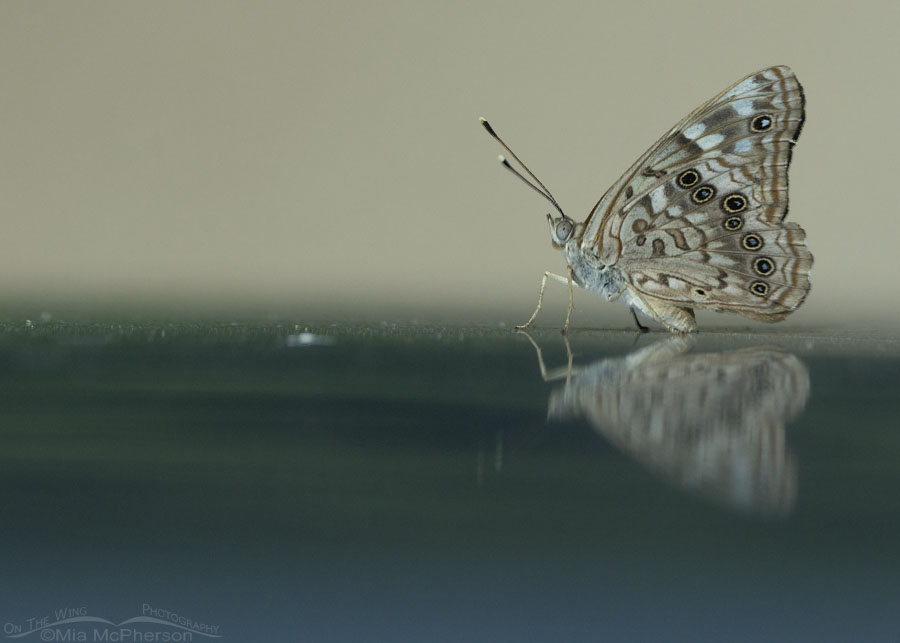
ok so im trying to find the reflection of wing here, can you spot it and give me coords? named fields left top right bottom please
left=548, top=339, right=809, bottom=518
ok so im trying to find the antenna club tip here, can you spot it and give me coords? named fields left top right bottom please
left=479, top=117, right=497, bottom=136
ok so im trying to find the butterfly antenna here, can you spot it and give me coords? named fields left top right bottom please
left=480, top=117, right=566, bottom=218
left=496, top=155, right=564, bottom=214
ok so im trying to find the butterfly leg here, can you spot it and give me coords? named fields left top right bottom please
left=561, top=265, right=576, bottom=335
left=630, top=308, right=650, bottom=334
left=515, top=271, right=571, bottom=331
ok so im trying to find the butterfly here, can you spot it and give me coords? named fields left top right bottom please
left=481, top=66, right=811, bottom=333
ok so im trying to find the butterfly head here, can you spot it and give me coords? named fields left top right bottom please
left=548, top=213, right=581, bottom=249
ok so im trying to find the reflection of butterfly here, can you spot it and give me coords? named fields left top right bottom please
left=482, top=66, right=811, bottom=333
left=525, top=334, right=810, bottom=517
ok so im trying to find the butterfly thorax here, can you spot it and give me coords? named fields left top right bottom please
left=564, top=239, right=626, bottom=302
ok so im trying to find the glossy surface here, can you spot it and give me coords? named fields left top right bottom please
left=0, top=323, right=898, bottom=641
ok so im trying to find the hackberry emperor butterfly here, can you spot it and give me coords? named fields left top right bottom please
left=482, top=66, right=811, bottom=333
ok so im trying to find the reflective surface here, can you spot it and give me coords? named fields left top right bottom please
left=0, top=322, right=899, bottom=642
left=528, top=334, right=809, bottom=518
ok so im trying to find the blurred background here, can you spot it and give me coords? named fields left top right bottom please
left=1, top=0, right=897, bottom=327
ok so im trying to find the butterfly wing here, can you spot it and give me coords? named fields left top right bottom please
left=582, top=66, right=810, bottom=324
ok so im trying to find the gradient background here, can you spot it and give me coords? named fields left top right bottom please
left=2, top=1, right=897, bottom=327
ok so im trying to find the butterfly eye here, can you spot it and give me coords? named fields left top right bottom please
left=723, top=216, right=743, bottom=231
left=556, top=220, right=574, bottom=241
left=750, top=280, right=769, bottom=296
left=722, top=193, right=748, bottom=213
left=691, top=185, right=716, bottom=204
left=677, top=169, right=700, bottom=189
left=750, top=114, right=774, bottom=132
left=753, top=257, right=776, bottom=276
left=742, top=233, right=763, bottom=250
